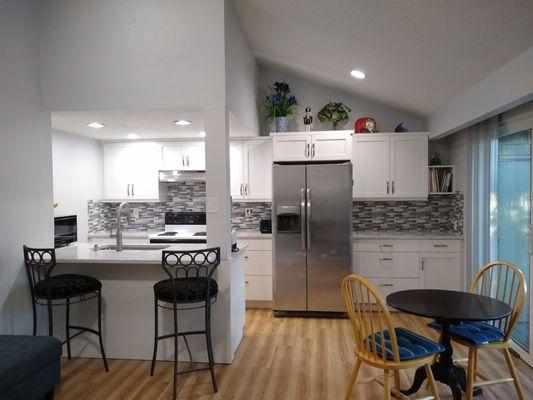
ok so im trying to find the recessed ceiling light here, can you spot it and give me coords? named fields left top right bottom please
left=126, top=133, right=139, bottom=140
left=198, top=131, right=206, bottom=137
left=87, top=122, right=105, bottom=129
left=174, top=120, right=191, bottom=126
left=350, top=70, right=366, bottom=79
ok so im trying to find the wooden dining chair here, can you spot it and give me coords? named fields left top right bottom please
left=342, top=275, right=443, bottom=400
left=429, top=261, right=527, bottom=400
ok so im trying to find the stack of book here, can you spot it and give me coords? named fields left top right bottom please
left=430, top=169, right=452, bottom=193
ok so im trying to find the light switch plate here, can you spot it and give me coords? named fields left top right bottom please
left=207, top=197, right=218, bottom=213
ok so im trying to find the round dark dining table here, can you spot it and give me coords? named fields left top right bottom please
left=387, top=289, right=512, bottom=400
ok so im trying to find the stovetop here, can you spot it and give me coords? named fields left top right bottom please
left=149, top=212, right=207, bottom=243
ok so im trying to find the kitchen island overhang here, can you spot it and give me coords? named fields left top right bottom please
left=53, top=243, right=246, bottom=364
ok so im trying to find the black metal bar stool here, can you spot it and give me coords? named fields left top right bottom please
left=150, top=247, right=220, bottom=400
left=23, top=245, right=109, bottom=371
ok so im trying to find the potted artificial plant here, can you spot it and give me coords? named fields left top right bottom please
left=317, top=101, right=352, bottom=130
left=263, top=81, right=298, bottom=132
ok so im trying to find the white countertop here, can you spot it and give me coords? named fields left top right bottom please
left=56, top=243, right=247, bottom=265
left=88, top=230, right=156, bottom=239
left=353, top=231, right=463, bottom=240
left=237, top=230, right=272, bottom=239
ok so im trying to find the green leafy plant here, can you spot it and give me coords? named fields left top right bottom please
left=317, top=101, right=352, bottom=129
left=263, top=81, right=298, bottom=119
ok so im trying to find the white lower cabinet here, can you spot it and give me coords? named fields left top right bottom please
left=354, top=238, right=463, bottom=302
left=240, top=238, right=273, bottom=306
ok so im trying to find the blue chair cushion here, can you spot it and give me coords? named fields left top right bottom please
left=367, top=327, right=445, bottom=361
left=428, top=322, right=505, bottom=345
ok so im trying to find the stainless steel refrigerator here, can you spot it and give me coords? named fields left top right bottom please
left=273, top=162, right=353, bottom=314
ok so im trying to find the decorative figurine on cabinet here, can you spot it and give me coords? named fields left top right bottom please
left=354, top=117, right=376, bottom=133
left=303, top=107, right=313, bottom=132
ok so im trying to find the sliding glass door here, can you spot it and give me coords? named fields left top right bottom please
left=490, top=128, right=532, bottom=363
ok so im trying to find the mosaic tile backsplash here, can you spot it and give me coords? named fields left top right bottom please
left=88, top=183, right=463, bottom=234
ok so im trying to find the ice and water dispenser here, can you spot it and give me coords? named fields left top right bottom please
left=276, top=205, right=301, bottom=233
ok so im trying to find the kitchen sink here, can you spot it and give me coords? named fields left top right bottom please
left=95, top=244, right=170, bottom=251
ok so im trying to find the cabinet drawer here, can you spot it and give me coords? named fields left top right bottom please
left=365, top=278, right=420, bottom=303
left=354, top=252, right=420, bottom=278
left=245, top=275, right=273, bottom=301
left=240, top=238, right=272, bottom=251
left=244, top=250, right=272, bottom=276
left=354, top=239, right=419, bottom=253
left=420, top=240, right=461, bottom=253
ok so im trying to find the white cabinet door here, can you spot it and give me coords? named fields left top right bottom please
left=103, top=142, right=160, bottom=200
left=272, top=134, right=310, bottom=162
left=420, top=253, right=462, bottom=291
left=181, top=141, right=205, bottom=170
left=244, top=139, right=272, bottom=200
left=161, top=143, right=183, bottom=170
left=104, top=143, right=132, bottom=199
left=352, top=135, right=390, bottom=198
left=390, top=135, right=428, bottom=199
left=230, top=141, right=245, bottom=199
left=311, top=132, right=351, bottom=161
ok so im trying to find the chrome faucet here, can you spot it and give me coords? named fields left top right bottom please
left=116, top=201, right=132, bottom=251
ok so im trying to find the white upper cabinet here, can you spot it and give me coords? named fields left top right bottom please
left=245, top=139, right=273, bottom=200
left=352, top=133, right=428, bottom=200
left=103, top=142, right=161, bottom=200
left=231, top=138, right=273, bottom=200
left=390, top=135, right=428, bottom=198
left=352, top=135, right=390, bottom=198
left=230, top=141, right=245, bottom=199
left=272, top=131, right=352, bottom=162
left=161, top=141, right=205, bottom=170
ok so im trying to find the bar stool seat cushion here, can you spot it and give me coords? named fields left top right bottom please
left=428, top=322, right=505, bottom=345
left=154, top=277, right=218, bottom=303
left=368, top=327, right=445, bottom=361
left=35, top=274, right=102, bottom=299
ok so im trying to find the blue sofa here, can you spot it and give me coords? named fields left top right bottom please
left=0, top=335, right=61, bottom=400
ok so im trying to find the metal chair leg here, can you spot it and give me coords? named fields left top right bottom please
left=47, top=299, right=53, bottom=337
left=32, top=299, right=37, bottom=336
left=182, top=335, right=193, bottom=366
left=205, top=301, right=218, bottom=393
left=150, top=298, right=159, bottom=376
left=97, top=291, right=109, bottom=372
left=173, top=303, right=178, bottom=400
left=65, top=298, right=71, bottom=360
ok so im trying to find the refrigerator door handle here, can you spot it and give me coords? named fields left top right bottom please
left=306, top=187, right=311, bottom=250
left=301, top=188, right=306, bottom=251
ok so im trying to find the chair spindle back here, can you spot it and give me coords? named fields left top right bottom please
left=23, top=246, right=57, bottom=299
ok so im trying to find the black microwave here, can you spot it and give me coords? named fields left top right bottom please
left=54, top=215, right=78, bottom=248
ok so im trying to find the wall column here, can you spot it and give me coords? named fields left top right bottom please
left=205, top=107, right=232, bottom=259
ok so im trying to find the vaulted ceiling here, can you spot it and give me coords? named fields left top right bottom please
left=232, top=0, right=533, bottom=116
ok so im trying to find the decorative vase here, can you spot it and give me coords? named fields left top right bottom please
left=275, top=116, right=289, bottom=132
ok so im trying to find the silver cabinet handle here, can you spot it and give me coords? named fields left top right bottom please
left=379, top=257, right=394, bottom=261
left=421, top=259, right=425, bottom=271
left=181, top=155, right=185, bottom=167
left=380, top=244, right=393, bottom=248
left=306, top=187, right=311, bottom=250
left=433, top=244, right=448, bottom=248
left=240, top=183, right=244, bottom=196
left=187, top=155, right=190, bottom=167
left=245, top=183, right=248, bottom=195
left=244, top=280, right=249, bottom=286
left=127, top=184, right=130, bottom=196
left=379, top=283, right=394, bottom=287
left=305, top=143, right=310, bottom=158
left=392, top=181, right=395, bottom=194
left=132, top=184, right=134, bottom=197
left=386, top=181, right=390, bottom=194
left=301, top=188, right=306, bottom=252
left=311, top=143, right=316, bottom=157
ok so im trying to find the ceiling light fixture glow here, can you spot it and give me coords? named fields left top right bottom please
left=198, top=131, right=206, bottom=137
left=174, top=120, right=191, bottom=126
left=126, top=133, right=139, bottom=140
left=350, top=70, right=366, bottom=79
left=87, top=122, right=105, bottom=129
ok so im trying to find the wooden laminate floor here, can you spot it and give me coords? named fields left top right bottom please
left=55, top=309, right=533, bottom=400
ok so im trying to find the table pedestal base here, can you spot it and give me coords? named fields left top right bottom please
left=402, top=321, right=482, bottom=400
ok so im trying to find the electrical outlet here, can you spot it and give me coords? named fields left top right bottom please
left=245, top=208, right=253, bottom=218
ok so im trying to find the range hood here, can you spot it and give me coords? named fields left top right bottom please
left=159, top=170, right=206, bottom=182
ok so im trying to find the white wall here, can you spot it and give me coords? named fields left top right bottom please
left=426, top=46, right=533, bottom=138
left=38, top=0, right=226, bottom=111
left=224, top=0, right=259, bottom=135
left=258, top=64, right=424, bottom=135
left=0, top=0, right=54, bottom=334
left=52, top=130, right=103, bottom=241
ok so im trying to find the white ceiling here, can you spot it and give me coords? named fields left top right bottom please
left=232, top=0, right=533, bottom=116
left=51, top=109, right=252, bottom=140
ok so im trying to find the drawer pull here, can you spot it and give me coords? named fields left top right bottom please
left=244, top=281, right=249, bottom=285
left=244, top=256, right=249, bottom=259
left=379, top=283, right=394, bottom=287
left=380, top=257, right=394, bottom=261
left=433, top=244, right=448, bottom=248
left=380, top=244, right=394, bottom=248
